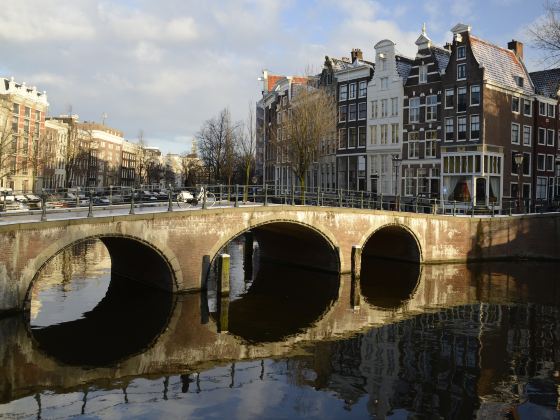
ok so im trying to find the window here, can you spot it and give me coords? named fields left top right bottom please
left=391, top=97, right=398, bottom=116
left=547, top=154, right=554, bottom=171
left=380, top=124, right=388, bottom=144
left=370, top=125, right=377, bottom=144
left=348, top=103, right=357, bottom=121
left=35, top=110, right=41, bottom=121
left=512, top=97, right=520, bottom=113
left=511, top=123, right=520, bottom=144
left=24, top=107, right=31, bottom=118
left=358, top=81, right=367, bottom=97
left=470, top=85, right=480, bottom=106
left=12, top=103, right=19, bottom=115
left=538, top=153, right=546, bottom=171
left=419, top=65, right=428, bottom=84
left=408, top=132, right=419, bottom=159
left=348, top=127, right=357, bottom=147
left=548, top=129, right=555, bottom=146
left=445, top=117, right=454, bottom=141
left=515, top=76, right=524, bottom=88
left=11, top=116, right=18, bottom=133
left=457, top=63, right=466, bottom=80
left=539, top=101, right=546, bottom=116
left=409, top=97, right=420, bottom=123
left=358, top=102, right=367, bottom=120
left=523, top=99, right=532, bottom=116
left=380, top=58, right=387, bottom=71
left=380, top=77, right=388, bottom=90
left=425, top=130, right=437, bottom=158
left=470, top=115, right=480, bottom=140
left=536, top=177, right=547, bottom=199
left=539, top=127, right=546, bottom=145
left=548, top=103, right=556, bottom=118
left=523, top=126, right=531, bottom=146
left=339, top=128, right=346, bottom=148
left=339, top=84, right=347, bottom=101
left=349, top=83, right=357, bottom=99
left=391, top=123, right=399, bottom=144
left=381, top=99, right=388, bottom=117
left=457, top=45, right=466, bottom=60
left=445, top=89, right=454, bottom=109
left=371, top=100, right=377, bottom=118
left=457, top=86, right=467, bottom=112
left=426, top=95, right=437, bottom=121
left=457, top=116, right=467, bottom=140
left=523, top=152, right=531, bottom=176
left=358, top=126, right=366, bottom=147
left=339, top=105, right=347, bottom=122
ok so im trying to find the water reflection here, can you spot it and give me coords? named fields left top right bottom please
left=0, top=238, right=559, bottom=418
left=28, top=239, right=174, bottom=366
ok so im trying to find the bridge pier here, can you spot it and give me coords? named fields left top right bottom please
left=350, top=245, right=362, bottom=309
left=216, top=253, right=230, bottom=333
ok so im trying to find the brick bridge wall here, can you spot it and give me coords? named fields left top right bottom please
left=0, top=206, right=559, bottom=313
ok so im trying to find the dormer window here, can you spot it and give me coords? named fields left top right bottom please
left=457, top=46, right=466, bottom=60
left=419, top=65, right=428, bottom=84
left=515, top=76, right=524, bottom=88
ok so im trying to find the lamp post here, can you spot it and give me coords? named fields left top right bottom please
left=514, top=152, right=524, bottom=213
left=392, top=154, right=402, bottom=210
left=109, top=185, right=113, bottom=205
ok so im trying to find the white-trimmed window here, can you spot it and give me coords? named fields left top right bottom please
left=537, top=153, right=546, bottom=171
left=548, top=103, right=556, bottom=118
left=380, top=77, right=388, bottom=90
left=539, top=101, right=546, bottom=116
left=381, top=99, right=388, bottom=117
left=457, top=45, right=466, bottom=60
left=380, top=124, right=388, bottom=144
left=358, top=126, right=366, bottom=147
left=425, top=130, right=437, bottom=158
left=536, top=176, right=547, bottom=199
left=457, top=63, right=466, bottom=80
left=348, top=127, right=357, bottom=147
left=339, top=105, right=347, bottom=122
left=339, top=84, right=347, bottom=101
left=470, top=115, right=480, bottom=140
left=338, top=128, right=346, bottom=149
left=391, top=97, right=398, bottom=116
left=408, top=132, right=419, bottom=159
left=370, top=125, right=377, bottom=145
left=426, top=95, right=437, bottom=121
left=470, top=85, right=480, bottom=106
left=358, top=81, right=367, bottom=98
left=409, top=97, right=420, bottom=123
left=445, top=89, right=454, bottom=109
left=512, top=97, right=520, bottom=113
left=419, top=65, right=428, bottom=84
left=445, top=117, right=454, bottom=141
left=371, top=100, right=378, bottom=118
left=547, top=154, right=554, bottom=171
left=523, top=99, right=532, bottom=116
left=548, top=129, right=555, bottom=146
left=457, top=116, right=467, bottom=141
left=358, top=102, right=367, bottom=120
left=539, top=127, right=546, bottom=145
left=391, top=123, right=399, bottom=144
left=511, top=123, right=520, bottom=145
left=523, top=125, right=531, bottom=146
left=457, top=86, right=467, bottom=112
left=349, top=83, right=357, bottom=99
left=348, top=103, right=356, bottom=121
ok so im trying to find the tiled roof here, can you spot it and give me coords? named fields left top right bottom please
left=469, top=35, right=534, bottom=95
left=396, top=55, right=413, bottom=81
left=529, top=69, right=560, bottom=98
left=267, top=75, right=284, bottom=92
left=331, top=57, right=373, bottom=73
left=430, top=47, right=450, bottom=74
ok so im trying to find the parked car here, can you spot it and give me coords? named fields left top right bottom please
left=93, top=196, right=111, bottom=206
left=25, top=194, right=42, bottom=209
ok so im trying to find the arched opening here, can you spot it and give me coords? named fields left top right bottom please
left=360, top=225, right=421, bottom=309
left=27, top=237, right=175, bottom=366
left=207, top=222, right=340, bottom=343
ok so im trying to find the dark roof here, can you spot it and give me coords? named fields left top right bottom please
left=470, top=35, right=534, bottom=95
left=529, top=69, right=560, bottom=98
left=430, top=46, right=451, bottom=73
left=396, top=55, right=414, bottom=81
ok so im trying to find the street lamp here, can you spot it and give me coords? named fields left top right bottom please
left=109, top=185, right=113, bottom=205
left=514, top=152, right=524, bottom=213
left=392, top=154, right=402, bottom=210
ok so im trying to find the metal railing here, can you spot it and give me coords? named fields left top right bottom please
left=1, top=184, right=559, bottom=222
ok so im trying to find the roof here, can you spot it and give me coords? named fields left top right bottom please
left=529, top=69, right=560, bottom=98
left=469, top=35, right=534, bottom=95
left=396, top=55, right=414, bottom=81
left=430, top=46, right=451, bottom=73
left=266, top=75, right=284, bottom=92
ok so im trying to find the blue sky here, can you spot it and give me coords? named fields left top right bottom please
left=0, top=0, right=549, bottom=154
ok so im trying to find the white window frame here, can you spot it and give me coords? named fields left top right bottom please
left=511, top=96, right=520, bottom=113
left=348, top=103, right=357, bottom=121
left=470, top=114, right=480, bottom=140
left=523, top=125, right=531, bottom=146
left=457, top=45, right=466, bottom=60
left=339, top=105, right=347, bottom=122
left=445, top=89, right=454, bottom=109
left=457, top=86, right=467, bottom=112
left=511, top=122, right=520, bottom=145
left=546, top=154, right=554, bottom=171
left=358, top=102, right=367, bottom=120
left=537, top=153, right=546, bottom=171
left=457, top=116, right=467, bottom=141
left=419, top=65, right=428, bottom=84
left=523, top=99, right=532, bottom=117
left=457, top=63, right=466, bottom=80
left=425, top=95, right=437, bottom=121
left=339, top=84, right=347, bottom=102
left=445, top=117, right=454, bottom=142
left=358, top=81, right=367, bottom=98
left=548, top=129, right=555, bottom=146
left=549, top=103, right=556, bottom=118
left=470, top=85, right=480, bottom=106
left=538, top=127, right=546, bottom=145
left=539, top=101, right=546, bottom=116
left=349, top=83, right=357, bottom=100
left=409, top=97, right=420, bottom=123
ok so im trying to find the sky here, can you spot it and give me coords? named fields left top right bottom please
left=0, top=0, right=550, bottom=154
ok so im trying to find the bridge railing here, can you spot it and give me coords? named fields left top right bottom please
left=1, top=184, right=559, bottom=222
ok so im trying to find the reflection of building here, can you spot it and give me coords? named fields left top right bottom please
left=0, top=77, right=48, bottom=192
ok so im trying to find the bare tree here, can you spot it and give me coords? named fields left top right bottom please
left=0, top=101, right=16, bottom=188
left=180, top=152, right=202, bottom=187
left=276, top=86, right=336, bottom=199
left=529, top=1, right=560, bottom=66
left=135, top=130, right=149, bottom=187
left=238, top=104, right=256, bottom=201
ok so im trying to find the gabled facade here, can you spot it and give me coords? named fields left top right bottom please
left=402, top=26, right=450, bottom=199
left=367, top=40, right=412, bottom=196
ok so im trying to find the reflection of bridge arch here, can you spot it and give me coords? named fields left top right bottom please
left=361, top=223, right=423, bottom=263
left=207, top=219, right=342, bottom=280
left=24, top=233, right=181, bottom=311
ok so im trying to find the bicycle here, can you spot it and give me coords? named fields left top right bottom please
left=176, top=186, right=216, bottom=208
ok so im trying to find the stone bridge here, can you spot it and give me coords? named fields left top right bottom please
left=0, top=205, right=559, bottom=313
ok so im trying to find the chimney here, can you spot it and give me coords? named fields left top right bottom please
left=507, top=40, right=524, bottom=60
left=351, top=48, right=363, bottom=62
left=444, top=42, right=453, bottom=52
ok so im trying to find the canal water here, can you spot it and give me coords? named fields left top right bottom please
left=0, top=237, right=559, bottom=419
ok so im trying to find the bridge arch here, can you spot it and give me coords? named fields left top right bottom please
left=24, top=232, right=182, bottom=310
left=206, top=218, right=342, bottom=286
left=360, top=223, right=423, bottom=263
